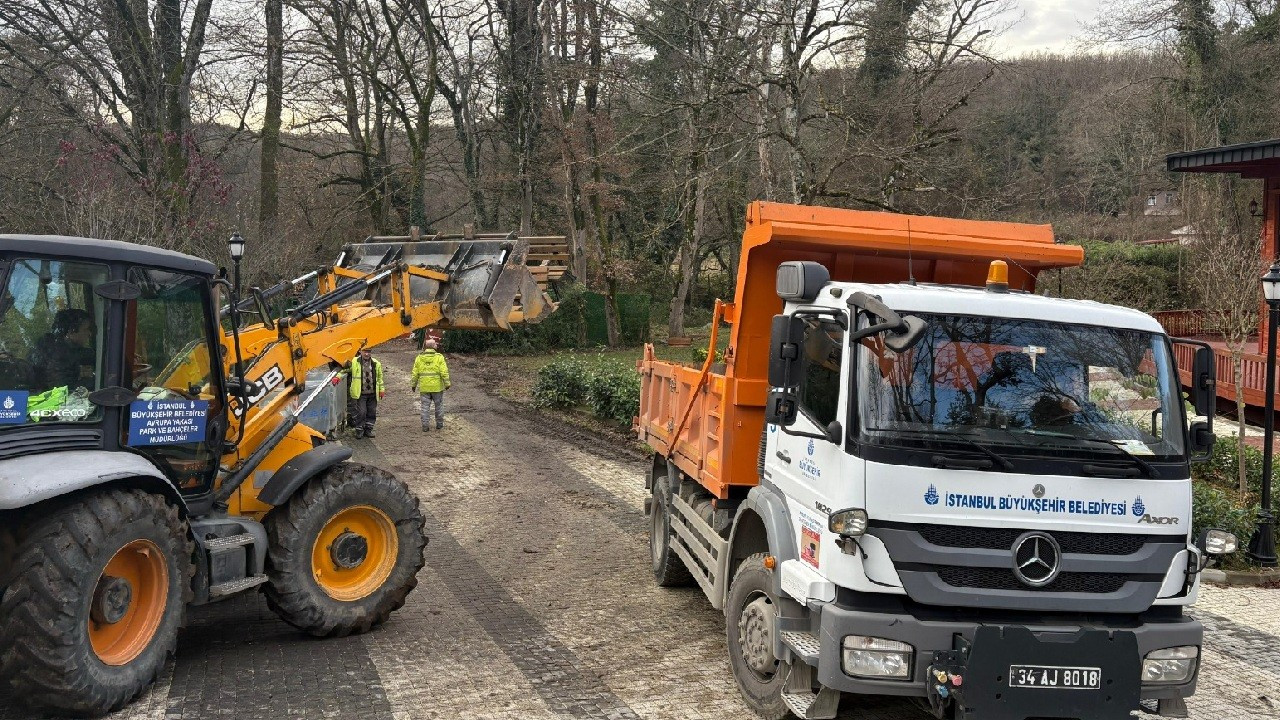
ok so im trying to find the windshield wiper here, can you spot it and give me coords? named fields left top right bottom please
left=884, top=429, right=1016, bottom=472
left=1020, top=429, right=1160, bottom=478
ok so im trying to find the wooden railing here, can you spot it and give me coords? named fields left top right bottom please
left=1153, top=309, right=1211, bottom=338
left=1172, top=340, right=1278, bottom=409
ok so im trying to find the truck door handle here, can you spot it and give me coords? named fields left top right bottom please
left=776, top=450, right=791, bottom=463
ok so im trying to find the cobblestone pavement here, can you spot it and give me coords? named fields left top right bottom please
left=2, top=344, right=1278, bottom=720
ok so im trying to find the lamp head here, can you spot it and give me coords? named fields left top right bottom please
left=228, top=232, right=246, bottom=260
left=1262, top=263, right=1280, bottom=304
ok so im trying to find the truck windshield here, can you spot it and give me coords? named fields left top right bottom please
left=0, top=258, right=108, bottom=424
left=858, top=313, right=1186, bottom=461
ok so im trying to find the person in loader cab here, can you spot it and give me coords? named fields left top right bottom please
left=347, top=346, right=385, bottom=438
left=32, top=308, right=96, bottom=391
left=411, top=339, right=450, bottom=432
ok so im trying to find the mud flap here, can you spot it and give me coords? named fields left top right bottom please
left=927, top=626, right=1140, bottom=720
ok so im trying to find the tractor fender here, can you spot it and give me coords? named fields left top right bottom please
left=257, top=443, right=353, bottom=507
left=0, top=450, right=181, bottom=511
left=726, top=482, right=798, bottom=603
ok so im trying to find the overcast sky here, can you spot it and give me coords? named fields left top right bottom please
left=991, top=0, right=1107, bottom=57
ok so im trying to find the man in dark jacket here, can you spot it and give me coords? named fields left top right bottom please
left=346, top=346, right=385, bottom=438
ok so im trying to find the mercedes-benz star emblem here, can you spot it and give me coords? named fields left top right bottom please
left=1032, top=484, right=1045, bottom=499
left=1011, top=532, right=1061, bottom=587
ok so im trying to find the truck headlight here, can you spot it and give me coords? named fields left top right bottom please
left=842, top=636, right=912, bottom=679
left=829, top=508, right=868, bottom=537
left=1142, top=646, right=1198, bottom=684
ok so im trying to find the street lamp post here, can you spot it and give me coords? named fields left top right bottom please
left=1248, top=262, right=1280, bottom=567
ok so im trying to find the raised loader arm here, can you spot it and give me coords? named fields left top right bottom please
left=214, top=231, right=565, bottom=510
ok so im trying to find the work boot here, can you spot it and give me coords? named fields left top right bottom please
left=353, top=426, right=364, bottom=439
left=364, top=427, right=376, bottom=438
left=436, top=422, right=444, bottom=430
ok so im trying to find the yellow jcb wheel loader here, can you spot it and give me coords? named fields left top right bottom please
left=0, top=230, right=566, bottom=716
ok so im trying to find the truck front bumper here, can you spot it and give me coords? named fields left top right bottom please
left=811, top=600, right=1201, bottom=704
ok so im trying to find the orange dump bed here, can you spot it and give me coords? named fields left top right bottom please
left=636, top=201, right=1084, bottom=499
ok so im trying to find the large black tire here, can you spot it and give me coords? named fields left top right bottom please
left=726, top=553, right=789, bottom=720
left=0, top=489, right=192, bottom=718
left=264, top=462, right=426, bottom=637
left=650, top=474, right=694, bottom=587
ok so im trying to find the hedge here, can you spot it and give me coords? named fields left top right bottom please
left=533, top=356, right=640, bottom=426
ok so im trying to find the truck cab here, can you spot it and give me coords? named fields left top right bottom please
left=762, top=261, right=1221, bottom=718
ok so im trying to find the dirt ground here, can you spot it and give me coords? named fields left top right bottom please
left=1, top=341, right=1276, bottom=720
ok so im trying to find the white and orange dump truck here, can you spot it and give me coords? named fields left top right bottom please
left=636, top=201, right=1236, bottom=720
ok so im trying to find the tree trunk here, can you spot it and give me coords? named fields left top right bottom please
left=259, top=0, right=283, bottom=247
left=668, top=163, right=706, bottom=339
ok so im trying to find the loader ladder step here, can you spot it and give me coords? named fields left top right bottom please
left=780, top=631, right=821, bottom=664
left=204, top=533, right=255, bottom=551
left=209, top=574, right=268, bottom=598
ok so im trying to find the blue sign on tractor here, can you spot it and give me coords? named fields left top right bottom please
left=0, top=391, right=28, bottom=424
left=126, top=399, right=208, bottom=446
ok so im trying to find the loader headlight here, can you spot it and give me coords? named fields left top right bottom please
left=1142, top=646, right=1198, bottom=684
left=828, top=508, right=868, bottom=537
left=842, top=636, right=912, bottom=679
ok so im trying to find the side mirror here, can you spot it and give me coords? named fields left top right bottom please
left=1188, top=420, right=1214, bottom=460
left=1191, top=346, right=1216, bottom=417
left=765, top=389, right=798, bottom=427
left=826, top=420, right=843, bottom=444
left=768, top=314, right=804, bottom=388
left=885, top=315, right=928, bottom=353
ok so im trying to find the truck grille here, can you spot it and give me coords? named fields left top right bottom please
left=915, top=524, right=1176, bottom=556
left=934, top=566, right=1159, bottom=594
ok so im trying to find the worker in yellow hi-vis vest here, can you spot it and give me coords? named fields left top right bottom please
left=345, top=346, right=385, bottom=438
left=410, top=339, right=450, bottom=432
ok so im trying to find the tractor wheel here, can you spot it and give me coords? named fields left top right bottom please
left=0, top=489, right=191, bottom=717
left=650, top=475, right=693, bottom=587
left=264, top=462, right=426, bottom=637
left=726, top=553, right=789, bottom=720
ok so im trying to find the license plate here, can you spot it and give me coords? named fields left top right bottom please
left=1009, top=665, right=1101, bottom=690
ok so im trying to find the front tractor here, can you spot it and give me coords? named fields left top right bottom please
left=0, top=232, right=555, bottom=716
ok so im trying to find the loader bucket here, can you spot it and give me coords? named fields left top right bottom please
left=340, top=233, right=564, bottom=331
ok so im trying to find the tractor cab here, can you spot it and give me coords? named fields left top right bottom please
left=0, top=236, right=228, bottom=504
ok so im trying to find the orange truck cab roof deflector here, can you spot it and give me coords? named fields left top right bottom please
left=636, top=201, right=1084, bottom=499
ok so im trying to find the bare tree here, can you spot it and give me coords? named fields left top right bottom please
left=1185, top=175, right=1264, bottom=492
left=0, top=0, right=217, bottom=245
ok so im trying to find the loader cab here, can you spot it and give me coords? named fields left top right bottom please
left=0, top=236, right=228, bottom=504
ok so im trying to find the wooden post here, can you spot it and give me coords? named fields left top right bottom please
left=1261, top=176, right=1280, bottom=353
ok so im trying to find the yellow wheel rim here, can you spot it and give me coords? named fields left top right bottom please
left=311, top=505, right=399, bottom=601
left=88, top=539, right=169, bottom=666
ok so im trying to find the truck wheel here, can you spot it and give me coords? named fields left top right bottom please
left=726, top=553, right=789, bottom=720
left=264, top=462, right=426, bottom=637
left=0, top=489, right=191, bottom=717
left=651, top=477, right=693, bottom=587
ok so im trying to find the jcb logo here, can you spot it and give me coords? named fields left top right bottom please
left=1138, top=514, right=1179, bottom=525
left=230, top=364, right=286, bottom=418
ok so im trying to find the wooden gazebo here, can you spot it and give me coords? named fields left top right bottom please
left=1164, top=139, right=1280, bottom=410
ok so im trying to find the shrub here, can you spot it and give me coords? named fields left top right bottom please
left=585, top=363, right=641, bottom=425
left=531, top=355, right=641, bottom=426
left=1191, top=480, right=1258, bottom=569
left=690, top=345, right=725, bottom=364
left=1192, top=435, right=1263, bottom=497
left=531, top=356, right=591, bottom=409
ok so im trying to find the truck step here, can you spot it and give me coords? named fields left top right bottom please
left=203, top=533, right=256, bottom=551
left=780, top=630, right=821, bottom=664
left=782, top=661, right=839, bottom=719
left=781, top=688, right=839, bottom=720
left=209, top=574, right=268, bottom=598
